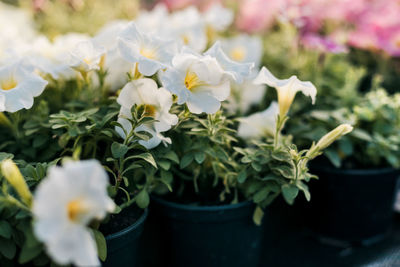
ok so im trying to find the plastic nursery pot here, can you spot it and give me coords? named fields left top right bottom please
left=307, top=165, right=400, bottom=246
left=103, top=208, right=148, bottom=267
left=148, top=196, right=264, bottom=267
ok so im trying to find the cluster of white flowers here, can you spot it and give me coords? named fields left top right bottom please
left=1, top=3, right=320, bottom=266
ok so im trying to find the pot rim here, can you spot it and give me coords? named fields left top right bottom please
left=151, top=195, right=253, bottom=211
left=105, top=208, right=148, bottom=241
left=311, top=164, right=400, bottom=176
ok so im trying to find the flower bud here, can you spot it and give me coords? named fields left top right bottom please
left=1, top=159, right=32, bottom=206
left=315, top=124, right=353, bottom=151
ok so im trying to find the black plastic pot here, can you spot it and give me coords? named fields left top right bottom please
left=307, top=165, right=400, bottom=245
left=103, top=208, right=148, bottom=267
left=146, top=196, right=264, bottom=267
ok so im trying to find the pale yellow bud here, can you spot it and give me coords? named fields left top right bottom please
left=1, top=159, right=32, bottom=206
left=315, top=124, right=353, bottom=151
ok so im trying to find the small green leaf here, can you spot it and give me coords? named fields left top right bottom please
left=237, top=170, right=247, bottom=183
left=158, top=160, right=171, bottom=171
left=180, top=153, right=193, bottom=169
left=111, top=142, right=129, bottom=159
left=253, top=206, right=264, bottom=226
left=0, top=237, right=16, bottom=259
left=194, top=152, right=206, bottom=164
left=136, top=190, right=150, bottom=209
left=93, top=229, right=107, bottom=262
left=281, top=184, right=299, bottom=205
left=18, top=242, right=43, bottom=264
left=253, top=188, right=270, bottom=203
left=0, top=221, right=12, bottom=239
left=162, top=151, right=179, bottom=164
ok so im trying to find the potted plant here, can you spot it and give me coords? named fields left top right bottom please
left=288, top=79, right=400, bottom=245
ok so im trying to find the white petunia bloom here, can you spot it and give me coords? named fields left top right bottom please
left=0, top=62, right=48, bottom=112
left=69, top=40, right=106, bottom=74
left=226, top=70, right=266, bottom=114
left=254, top=67, right=317, bottom=117
left=168, top=7, right=207, bottom=52
left=237, top=101, right=279, bottom=139
left=205, top=41, right=254, bottom=84
left=160, top=49, right=230, bottom=114
left=118, top=22, right=177, bottom=76
left=135, top=4, right=169, bottom=35
left=32, top=160, right=115, bottom=267
left=116, top=78, right=178, bottom=149
left=93, top=21, right=132, bottom=91
left=221, top=35, right=263, bottom=67
left=204, top=3, right=234, bottom=32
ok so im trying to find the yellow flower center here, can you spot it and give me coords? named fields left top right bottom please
left=83, top=58, right=92, bottom=65
left=67, top=199, right=88, bottom=223
left=143, top=104, right=157, bottom=117
left=140, top=47, right=157, bottom=60
left=184, top=71, right=202, bottom=91
left=1, top=77, right=18, bottom=91
left=230, top=47, right=246, bottom=62
left=182, top=35, right=190, bottom=45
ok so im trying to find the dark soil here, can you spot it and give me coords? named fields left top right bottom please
left=100, top=204, right=144, bottom=236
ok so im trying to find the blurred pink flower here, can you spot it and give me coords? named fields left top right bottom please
left=161, top=0, right=221, bottom=10
left=302, top=33, right=348, bottom=54
left=236, top=0, right=286, bottom=33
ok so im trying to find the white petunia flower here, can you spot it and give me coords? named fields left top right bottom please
left=237, top=101, right=279, bottom=139
left=93, top=21, right=132, bottom=91
left=33, top=160, right=115, bottom=267
left=204, top=3, right=234, bottom=32
left=221, top=34, right=263, bottom=67
left=135, top=4, right=169, bottom=35
left=226, top=70, right=266, bottom=114
left=254, top=67, right=317, bottom=117
left=118, top=22, right=177, bottom=76
left=168, top=7, right=207, bottom=52
left=0, top=62, right=48, bottom=112
left=160, top=49, right=230, bottom=114
left=116, top=78, right=178, bottom=149
left=205, top=41, right=254, bottom=84
left=69, top=40, right=106, bottom=74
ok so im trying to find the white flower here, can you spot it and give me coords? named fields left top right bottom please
left=0, top=62, right=47, bottom=112
left=226, top=70, right=266, bottom=114
left=254, top=66, right=317, bottom=117
left=204, top=3, right=234, bottom=32
left=160, top=49, right=230, bottom=114
left=32, top=160, right=115, bottom=267
left=237, top=101, right=279, bottom=139
left=116, top=78, right=178, bottom=149
left=69, top=40, right=105, bottom=73
left=168, top=7, right=207, bottom=52
left=93, top=21, right=132, bottom=91
left=205, top=41, right=254, bottom=84
left=221, top=34, right=263, bottom=67
left=118, top=22, right=177, bottom=76
left=135, top=4, right=169, bottom=35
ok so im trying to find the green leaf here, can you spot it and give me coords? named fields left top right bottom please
left=93, top=229, right=107, bottom=262
left=0, top=237, right=16, bottom=259
left=324, top=149, right=341, bottom=168
left=237, top=170, right=247, bottom=183
left=0, top=221, right=12, bottom=239
left=162, top=151, right=179, bottom=164
left=253, top=188, right=270, bottom=203
left=18, top=242, right=43, bottom=264
left=125, top=153, right=157, bottom=169
left=157, top=160, right=171, bottom=171
left=194, top=152, right=206, bottom=164
left=136, top=190, right=149, bottom=209
left=111, top=142, right=129, bottom=159
left=180, top=153, right=193, bottom=169
left=252, top=206, right=264, bottom=226
left=281, top=184, right=299, bottom=205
